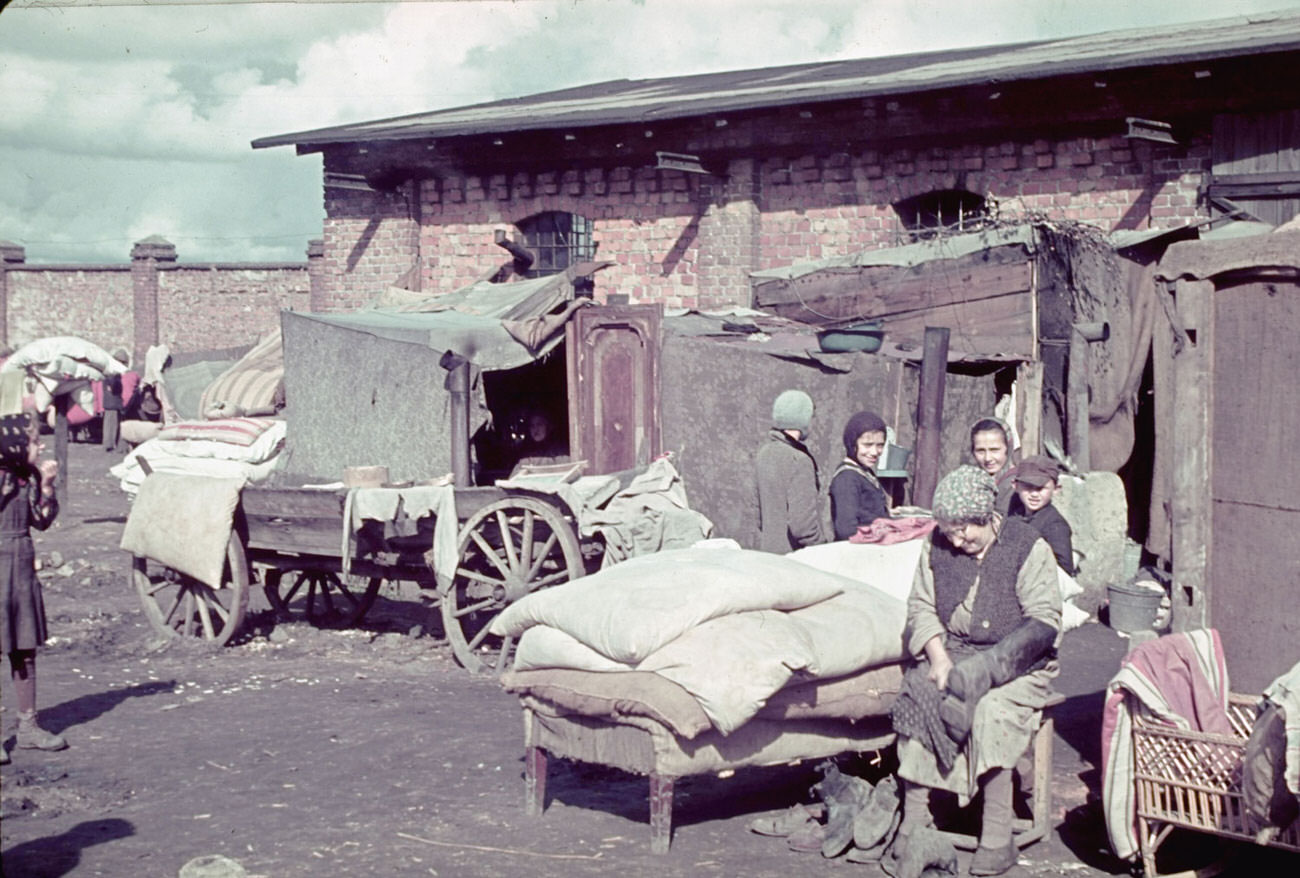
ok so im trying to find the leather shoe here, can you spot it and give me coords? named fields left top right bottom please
left=748, top=802, right=824, bottom=836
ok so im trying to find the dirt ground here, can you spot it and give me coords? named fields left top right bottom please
left=0, top=443, right=1291, bottom=877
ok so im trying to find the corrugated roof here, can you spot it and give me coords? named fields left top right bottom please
left=254, top=12, right=1300, bottom=150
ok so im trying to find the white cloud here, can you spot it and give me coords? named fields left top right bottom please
left=0, top=0, right=1296, bottom=263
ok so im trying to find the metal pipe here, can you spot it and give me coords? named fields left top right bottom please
left=441, top=351, right=472, bottom=488
left=912, top=326, right=950, bottom=508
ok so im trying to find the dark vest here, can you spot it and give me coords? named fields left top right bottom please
left=930, top=517, right=1039, bottom=645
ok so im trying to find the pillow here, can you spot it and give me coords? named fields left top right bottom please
left=637, top=610, right=817, bottom=735
left=119, top=473, right=243, bottom=589
left=759, top=664, right=904, bottom=721
left=158, top=417, right=278, bottom=448
left=501, top=668, right=711, bottom=740
left=489, top=546, right=846, bottom=664
left=512, top=626, right=632, bottom=673
left=786, top=584, right=908, bottom=677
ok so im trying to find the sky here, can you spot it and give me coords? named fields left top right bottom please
left=1, top=0, right=1298, bottom=265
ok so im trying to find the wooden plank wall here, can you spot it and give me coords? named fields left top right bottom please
left=1211, top=110, right=1300, bottom=226
left=752, top=246, right=1035, bottom=357
left=1206, top=275, right=1300, bottom=692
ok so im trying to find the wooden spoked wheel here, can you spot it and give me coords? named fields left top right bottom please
left=443, top=496, right=583, bottom=674
left=132, top=532, right=250, bottom=646
left=263, top=569, right=382, bottom=628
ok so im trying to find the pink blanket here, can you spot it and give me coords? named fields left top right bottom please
left=848, top=516, right=936, bottom=545
left=1100, top=628, right=1231, bottom=860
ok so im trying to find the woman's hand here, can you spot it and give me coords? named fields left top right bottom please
left=38, top=459, right=58, bottom=495
left=922, top=635, right=954, bottom=691
left=928, top=653, right=954, bottom=691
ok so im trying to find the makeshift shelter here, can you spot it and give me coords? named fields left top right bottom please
left=280, top=265, right=603, bottom=484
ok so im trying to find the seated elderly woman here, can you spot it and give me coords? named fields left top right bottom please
left=887, top=465, right=1062, bottom=877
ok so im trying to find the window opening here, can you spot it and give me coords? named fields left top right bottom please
left=516, top=211, right=597, bottom=294
left=892, top=189, right=989, bottom=241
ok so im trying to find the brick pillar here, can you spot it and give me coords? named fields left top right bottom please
left=131, top=236, right=176, bottom=366
left=0, top=240, right=24, bottom=351
left=306, top=238, right=326, bottom=312
left=695, top=158, right=761, bottom=309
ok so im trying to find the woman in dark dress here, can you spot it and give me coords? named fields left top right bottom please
left=829, top=410, right=891, bottom=540
left=1, top=410, right=64, bottom=764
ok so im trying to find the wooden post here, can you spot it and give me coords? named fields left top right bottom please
left=53, top=393, right=69, bottom=509
left=1067, top=330, right=1090, bottom=472
left=1170, top=280, right=1214, bottom=631
left=524, top=746, right=547, bottom=817
left=912, top=327, right=950, bottom=509
left=1016, top=361, right=1044, bottom=457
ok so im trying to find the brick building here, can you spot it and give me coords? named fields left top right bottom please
left=254, top=13, right=1300, bottom=312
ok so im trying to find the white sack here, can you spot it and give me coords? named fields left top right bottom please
left=512, top=625, right=634, bottom=673
left=786, top=539, right=925, bottom=603
left=489, top=546, right=845, bottom=664
left=787, top=585, right=907, bottom=677
left=637, top=610, right=817, bottom=735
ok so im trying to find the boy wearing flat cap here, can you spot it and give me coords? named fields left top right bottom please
left=1007, top=454, right=1075, bottom=575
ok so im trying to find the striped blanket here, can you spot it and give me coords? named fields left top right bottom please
left=1100, top=628, right=1231, bottom=860
left=198, top=329, right=283, bottom=416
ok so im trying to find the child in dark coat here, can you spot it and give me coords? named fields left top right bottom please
left=0, top=410, right=64, bottom=763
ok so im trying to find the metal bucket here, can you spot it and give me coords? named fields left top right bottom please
left=1107, top=581, right=1164, bottom=633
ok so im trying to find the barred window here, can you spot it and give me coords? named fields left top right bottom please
left=893, top=190, right=988, bottom=240
left=516, top=211, right=596, bottom=278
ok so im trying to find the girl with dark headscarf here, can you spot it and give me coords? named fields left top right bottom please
left=828, top=410, right=891, bottom=540
left=0, top=410, right=65, bottom=764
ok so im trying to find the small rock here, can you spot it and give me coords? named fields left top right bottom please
left=179, top=854, right=247, bottom=878
left=48, top=551, right=64, bottom=569
left=268, top=628, right=290, bottom=644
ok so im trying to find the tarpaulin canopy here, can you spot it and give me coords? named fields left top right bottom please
left=294, top=262, right=609, bottom=372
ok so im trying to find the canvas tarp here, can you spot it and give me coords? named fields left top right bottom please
left=298, top=262, right=609, bottom=372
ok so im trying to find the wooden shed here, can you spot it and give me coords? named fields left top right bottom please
left=1157, top=230, right=1300, bottom=692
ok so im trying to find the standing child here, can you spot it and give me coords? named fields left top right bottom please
left=1, top=409, right=65, bottom=764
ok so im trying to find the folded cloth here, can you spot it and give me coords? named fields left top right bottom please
left=891, top=664, right=959, bottom=775
left=850, top=516, right=937, bottom=545
left=1263, top=660, right=1300, bottom=796
left=342, top=485, right=458, bottom=584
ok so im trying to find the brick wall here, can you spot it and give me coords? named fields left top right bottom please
left=321, top=118, right=1211, bottom=310
left=1, top=238, right=314, bottom=359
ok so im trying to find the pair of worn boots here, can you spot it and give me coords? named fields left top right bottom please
left=748, top=765, right=901, bottom=859
left=0, top=711, right=68, bottom=764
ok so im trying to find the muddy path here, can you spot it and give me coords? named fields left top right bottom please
left=5, top=442, right=1276, bottom=878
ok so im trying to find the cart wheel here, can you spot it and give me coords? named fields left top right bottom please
left=263, top=569, right=382, bottom=628
left=444, top=496, right=583, bottom=674
left=132, top=532, right=250, bottom=646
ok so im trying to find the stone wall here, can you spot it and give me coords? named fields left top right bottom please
left=0, top=238, right=316, bottom=360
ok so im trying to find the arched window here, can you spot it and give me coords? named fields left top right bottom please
left=515, top=211, right=596, bottom=278
left=893, top=189, right=988, bottom=240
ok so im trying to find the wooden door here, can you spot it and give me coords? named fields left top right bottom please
left=566, top=304, right=662, bottom=473
left=1208, top=276, right=1300, bottom=692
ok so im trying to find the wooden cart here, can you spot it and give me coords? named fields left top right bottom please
left=130, top=481, right=588, bottom=674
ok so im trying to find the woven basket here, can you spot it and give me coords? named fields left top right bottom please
left=1133, top=693, right=1300, bottom=876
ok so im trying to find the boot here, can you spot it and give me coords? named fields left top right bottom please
left=970, top=768, right=1017, bottom=876
left=821, top=774, right=873, bottom=857
left=16, top=711, right=68, bottom=751
left=940, top=618, right=1056, bottom=743
left=854, top=774, right=901, bottom=850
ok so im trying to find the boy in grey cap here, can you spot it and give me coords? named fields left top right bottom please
left=1007, top=454, right=1075, bottom=574
left=756, top=389, right=824, bottom=553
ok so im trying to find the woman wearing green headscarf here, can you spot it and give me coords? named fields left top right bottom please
left=886, top=465, right=1061, bottom=877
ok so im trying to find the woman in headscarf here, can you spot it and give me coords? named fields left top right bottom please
left=969, top=418, right=1018, bottom=516
left=887, top=465, right=1061, bottom=876
left=829, top=410, right=891, bottom=540
left=0, top=410, right=64, bottom=764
